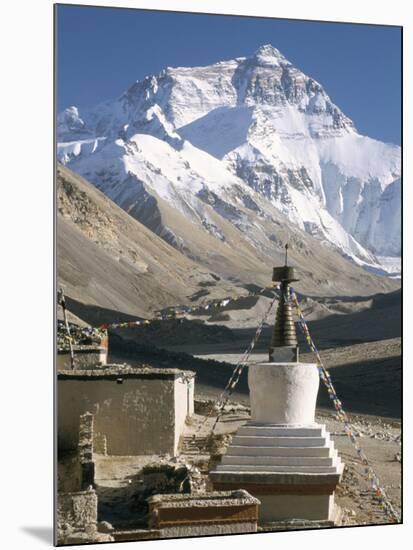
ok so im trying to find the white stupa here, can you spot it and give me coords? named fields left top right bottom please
left=209, top=255, right=344, bottom=523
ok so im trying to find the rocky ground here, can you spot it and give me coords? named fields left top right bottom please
left=312, top=411, right=401, bottom=526
left=181, top=400, right=402, bottom=528
left=90, top=398, right=401, bottom=534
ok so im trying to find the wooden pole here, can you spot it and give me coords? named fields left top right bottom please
left=58, top=287, right=75, bottom=369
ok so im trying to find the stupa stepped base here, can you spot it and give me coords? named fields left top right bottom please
left=209, top=423, right=343, bottom=523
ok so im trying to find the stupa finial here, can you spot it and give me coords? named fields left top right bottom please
left=269, top=244, right=299, bottom=362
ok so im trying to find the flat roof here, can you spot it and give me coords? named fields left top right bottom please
left=58, top=364, right=196, bottom=381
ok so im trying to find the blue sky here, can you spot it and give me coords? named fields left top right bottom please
left=56, top=5, right=401, bottom=145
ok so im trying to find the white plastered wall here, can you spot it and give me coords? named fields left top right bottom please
left=58, top=377, right=176, bottom=455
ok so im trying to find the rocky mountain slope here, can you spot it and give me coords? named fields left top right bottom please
left=57, top=163, right=398, bottom=315
left=57, top=45, right=401, bottom=279
left=57, top=163, right=248, bottom=318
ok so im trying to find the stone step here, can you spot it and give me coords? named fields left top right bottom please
left=221, top=454, right=336, bottom=467
left=226, top=445, right=333, bottom=457
left=237, top=425, right=326, bottom=438
left=214, top=464, right=340, bottom=474
left=232, top=435, right=330, bottom=447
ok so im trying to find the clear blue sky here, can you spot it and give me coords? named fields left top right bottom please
left=56, top=4, right=402, bottom=145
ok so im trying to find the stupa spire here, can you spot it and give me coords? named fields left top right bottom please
left=269, top=244, right=299, bottom=362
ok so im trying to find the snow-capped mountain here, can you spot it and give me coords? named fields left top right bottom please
left=57, top=44, right=401, bottom=278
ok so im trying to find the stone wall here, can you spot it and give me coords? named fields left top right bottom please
left=57, top=489, right=97, bottom=537
left=78, top=412, right=95, bottom=489
left=148, top=490, right=259, bottom=538
left=57, top=346, right=107, bottom=371
left=57, top=488, right=113, bottom=545
left=58, top=366, right=195, bottom=456
left=57, top=455, right=82, bottom=493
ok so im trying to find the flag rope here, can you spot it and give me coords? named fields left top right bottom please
left=290, top=287, right=400, bottom=523
left=208, top=289, right=279, bottom=434
left=185, top=288, right=279, bottom=447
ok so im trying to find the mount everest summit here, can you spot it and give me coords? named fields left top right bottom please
left=57, top=44, right=401, bottom=281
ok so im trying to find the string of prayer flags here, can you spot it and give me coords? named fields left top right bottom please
left=290, top=287, right=400, bottom=524
left=209, top=287, right=280, bottom=433
left=93, top=285, right=277, bottom=332
left=57, top=320, right=104, bottom=353
left=192, top=287, right=281, bottom=437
